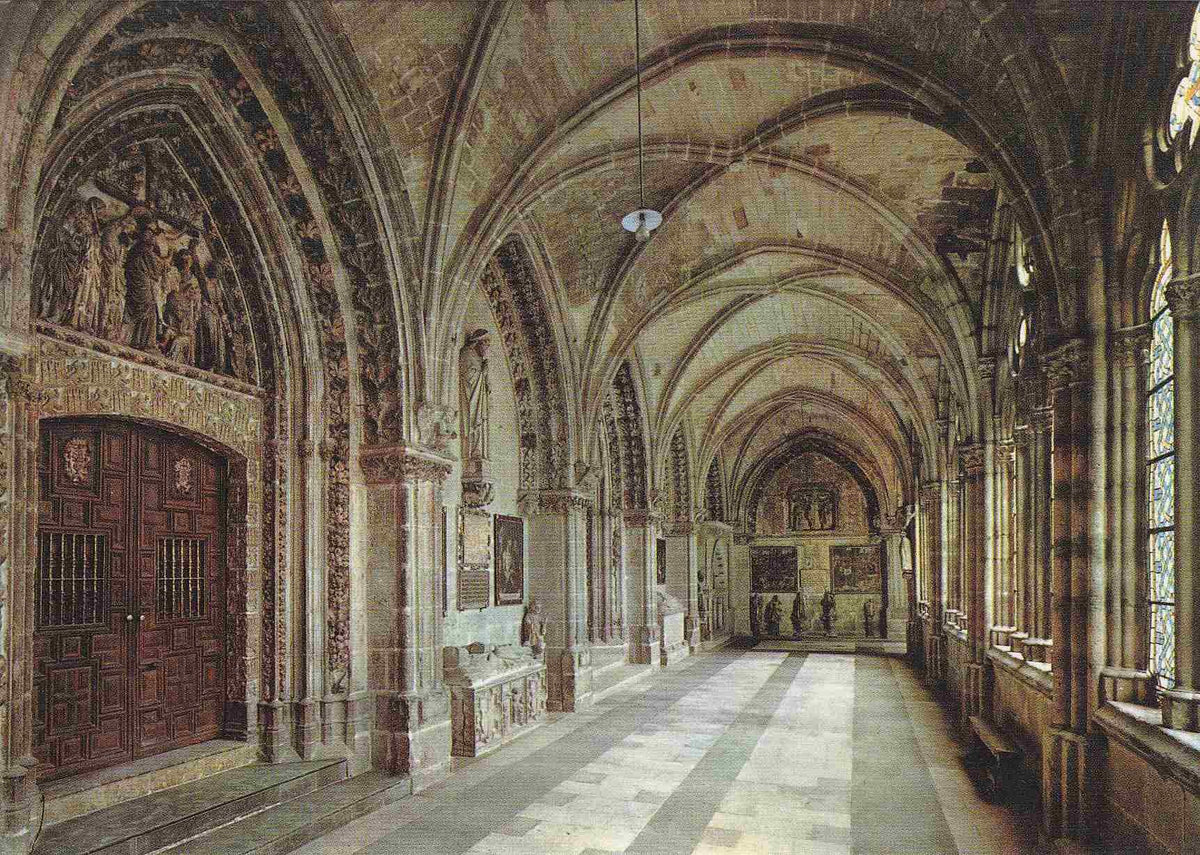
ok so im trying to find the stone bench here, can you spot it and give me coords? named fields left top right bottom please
left=967, top=715, right=1021, bottom=802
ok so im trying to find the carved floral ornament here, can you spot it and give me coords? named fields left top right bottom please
left=63, top=436, right=92, bottom=483
left=173, top=456, right=193, bottom=495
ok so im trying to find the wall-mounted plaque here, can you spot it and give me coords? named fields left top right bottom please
left=458, top=569, right=490, bottom=611
left=656, top=537, right=667, bottom=585
left=457, top=508, right=491, bottom=610
left=459, top=508, right=491, bottom=568
left=494, top=514, right=524, bottom=606
left=750, top=546, right=798, bottom=593
left=830, top=544, right=883, bottom=593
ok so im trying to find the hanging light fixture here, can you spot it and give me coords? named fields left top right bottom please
left=621, top=0, right=661, bottom=242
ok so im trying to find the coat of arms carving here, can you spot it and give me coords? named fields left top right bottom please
left=173, top=457, right=193, bottom=495
left=62, top=437, right=92, bottom=484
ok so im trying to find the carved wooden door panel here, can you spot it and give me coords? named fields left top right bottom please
left=131, top=426, right=225, bottom=758
left=34, top=419, right=226, bottom=780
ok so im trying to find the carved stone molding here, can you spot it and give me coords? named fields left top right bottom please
left=623, top=507, right=663, bottom=528
left=359, top=444, right=454, bottom=485
left=519, top=490, right=592, bottom=516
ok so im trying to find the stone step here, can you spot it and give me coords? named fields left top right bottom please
left=592, top=661, right=655, bottom=701
left=33, top=759, right=346, bottom=855
left=160, top=770, right=411, bottom=855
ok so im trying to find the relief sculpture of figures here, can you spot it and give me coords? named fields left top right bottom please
left=36, top=173, right=246, bottom=382
left=459, top=329, right=492, bottom=461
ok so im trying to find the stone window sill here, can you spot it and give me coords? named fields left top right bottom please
left=987, top=645, right=1053, bottom=696
left=1093, top=700, right=1200, bottom=793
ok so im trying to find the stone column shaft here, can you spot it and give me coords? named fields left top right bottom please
left=1014, top=426, right=1031, bottom=636
left=1033, top=405, right=1055, bottom=641
left=524, top=491, right=593, bottom=711
left=360, top=445, right=453, bottom=791
left=623, top=510, right=659, bottom=664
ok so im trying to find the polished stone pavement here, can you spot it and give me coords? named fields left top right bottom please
left=293, top=651, right=1042, bottom=855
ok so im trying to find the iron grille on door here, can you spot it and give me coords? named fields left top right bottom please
left=157, top=538, right=206, bottom=619
left=37, top=532, right=108, bottom=627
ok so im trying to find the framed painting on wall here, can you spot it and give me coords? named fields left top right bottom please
left=494, top=514, right=524, bottom=605
left=830, top=544, right=882, bottom=593
left=750, top=546, right=798, bottom=593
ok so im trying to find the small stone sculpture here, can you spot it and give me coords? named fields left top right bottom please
left=791, top=592, right=806, bottom=638
left=863, top=599, right=876, bottom=638
left=764, top=595, right=783, bottom=637
left=521, top=598, right=546, bottom=656
left=821, top=590, right=836, bottom=635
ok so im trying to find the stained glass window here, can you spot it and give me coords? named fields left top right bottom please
left=1169, top=4, right=1200, bottom=147
left=1148, top=220, right=1176, bottom=690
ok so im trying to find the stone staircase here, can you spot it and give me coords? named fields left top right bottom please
left=33, top=759, right=412, bottom=855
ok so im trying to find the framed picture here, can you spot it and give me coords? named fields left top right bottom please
left=494, top=514, right=524, bottom=606
left=750, top=545, right=799, bottom=593
left=830, top=544, right=883, bottom=593
left=656, top=537, right=667, bottom=585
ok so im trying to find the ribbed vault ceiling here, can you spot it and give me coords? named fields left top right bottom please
left=332, top=0, right=1050, bottom=509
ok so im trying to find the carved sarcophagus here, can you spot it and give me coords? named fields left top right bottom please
left=444, top=645, right=547, bottom=758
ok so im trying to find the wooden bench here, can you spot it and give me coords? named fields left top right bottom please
left=967, top=715, right=1021, bottom=802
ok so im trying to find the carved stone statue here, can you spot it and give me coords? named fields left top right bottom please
left=764, top=595, right=782, bottom=636
left=750, top=593, right=762, bottom=637
left=521, top=598, right=546, bottom=656
left=821, top=590, right=836, bottom=635
left=124, top=212, right=174, bottom=351
left=459, top=328, right=492, bottom=461
left=863, top=599, right=876, bottom=637
left=790, top=592, right=806, bottom=638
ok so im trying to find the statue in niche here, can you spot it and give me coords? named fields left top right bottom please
left=749, top=593, right=762, bottom=637
left=820, top=590, right=837, bottom=635
left=791, top=592, right=806, bottom=637
left=764, top=595, right=783, bottom=637
left=459, top=328, right=492, bottom=462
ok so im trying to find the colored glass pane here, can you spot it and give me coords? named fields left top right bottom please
left=1148, top=381, right=1175, bottom=459
left=1149, top=457, right=1175, bottom=529
left=1147, top=219, right=1176, bottom=691
left=1171, top=5, right=1200, bottom=147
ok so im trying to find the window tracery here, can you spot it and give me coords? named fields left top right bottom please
left=1147, top=220, right=1176, bottom=690
left=1169, top=4, right=1200, bottom=147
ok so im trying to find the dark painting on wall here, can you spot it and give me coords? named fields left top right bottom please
left=830, top=544, right=883, bottom=593
left=656, top=538, right=667, bottom=585
left=750, top=546, right=799, bottom=593
left=494, top=514, right=524, bottom=606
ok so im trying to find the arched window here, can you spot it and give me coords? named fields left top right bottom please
left=1147, top=220, right=1176, bottom=689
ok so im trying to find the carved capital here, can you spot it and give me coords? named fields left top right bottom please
left=359, top=444, right=454, bottom=485
left=960, top=443, right=985, bottom=475
left=461, top=479, right=495, bottom=509
left=1165, top=273, right=1200, bottom=321
left=1112, top=323, right=1151, bottom=365
left=1012, top=423, right=1031, bottom=447
left=919, top=480, right=940, bottom=503
left=978, top=355, right=998, bottom=384
left=1032, top=404, right=1054, bottom=434
left=1046, top=338, right=1086, bottom=392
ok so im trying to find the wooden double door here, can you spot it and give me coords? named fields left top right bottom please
left=34, top=418, right=227, bottom=780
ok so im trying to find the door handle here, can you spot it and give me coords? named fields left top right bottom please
left=126, top=614, right=134, bottom=622
left=139, top=614, right=146, bottom=622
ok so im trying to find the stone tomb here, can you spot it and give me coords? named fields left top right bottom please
left=444, top=644, right=547, bottom=758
